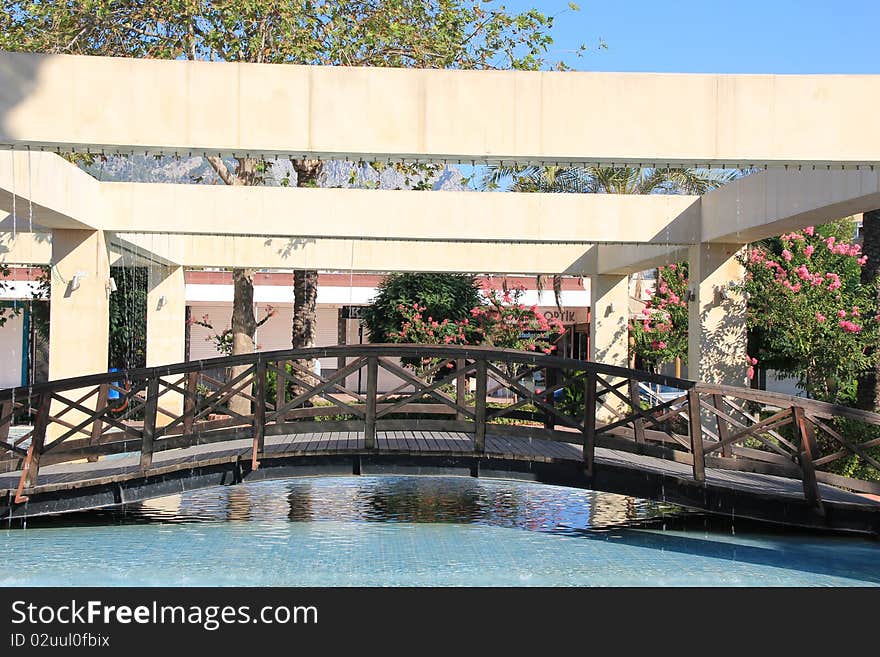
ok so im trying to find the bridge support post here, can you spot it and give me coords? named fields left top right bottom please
left=455, top=358, right=466, bottom=421
left=474, top=359, right=487, bottom=453
left=583, top=370, right=597, bottom=476
left=48, top=229, right=110, bottom=440
left=17, top=392, right=50, bottom=496
left=792, top=405, right=824, bottom=513
left=687, top=386, right=706, bottom=482
left=139, top=377, right=160, bottom=470
left=251, top=360, right=267, bottom=470
left=147, top=264, right=186, bottom=424
left=364, top=356, right=378, bottom=449
left=589, top=274, right=629, bottom=420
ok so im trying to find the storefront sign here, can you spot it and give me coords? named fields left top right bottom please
left=340, top=305, right=365, bottom=319
left=538, top=307, right=588, bottom=325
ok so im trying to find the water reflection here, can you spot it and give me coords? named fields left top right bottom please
left=40, top=476, right=676, bottom=531
left=3, top=477, right=878, bottom=586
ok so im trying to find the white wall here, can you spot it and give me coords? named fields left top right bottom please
left=0, top=310, right=24, bottom=388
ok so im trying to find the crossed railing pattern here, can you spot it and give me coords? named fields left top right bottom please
left=1, top=344, right=879, bottom=511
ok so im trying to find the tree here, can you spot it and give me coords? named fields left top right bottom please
left=738, top=220, right=876, bottom=404
left=384, top=286, right=562, bottom=379
left=2, top=1, right=587, bottom=410
left=362, top=273, right=482, bottom=344
left=480, top=164, right=737, bottom=194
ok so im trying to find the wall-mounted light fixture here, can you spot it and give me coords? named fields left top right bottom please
left=107, top=277, right=118, bottom=293
left=685, top=287, right=696, bottom=302
left=70, top=270, right=87, bottom=292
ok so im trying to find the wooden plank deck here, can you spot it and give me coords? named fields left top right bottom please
left=1, top=430, right=878, bottom=531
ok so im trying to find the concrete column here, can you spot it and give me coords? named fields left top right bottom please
left=589, top=274, right=630, bottom=367
left=687, top=243, right=748, bottom=386
left=147, top=265, right=186, bottom=367
left=49, top=230, right=110, bottom=380
left=589, top=274, right=630, bottom=419
left=48, top=229, right=110, bottom=438
left=147, top=265, right=186, bottom=422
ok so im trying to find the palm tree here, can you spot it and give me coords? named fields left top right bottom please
left=479, top=164, right=736, bottom=195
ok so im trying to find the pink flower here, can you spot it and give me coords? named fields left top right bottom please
left=781, top=249, right=793, bottom=262
left=837, top=309, right=847, bottom=318
left=804, top=226, right=815, bottom=236
left=858, top=256, right=868, bottom=266
left=750, top=357, right=758, bottom=366
left=826, top=236, right=836, bottom=249
left=669, top=264, right=677, bottom=270
left=747, top=366, right=755, bottom=380
left=852, top=306, right=861, bottom=317
left=816, top=312, right=826, bottom=323
left=658, top=341, right=667, bottom=349
left=840, top=320, right=863, bottom=333
left=803, top=245, right=814, bottom=258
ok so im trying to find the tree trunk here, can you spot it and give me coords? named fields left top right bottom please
left=205, top=156, right=260, bottom=416
left=230, top=268, right=256, bottom=416
left=857, top=209, right=880, bottom=411
left=291, top=159, right=323, bottom=394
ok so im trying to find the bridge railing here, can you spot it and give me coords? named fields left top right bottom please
left=1, top=344, right=878, bottom=508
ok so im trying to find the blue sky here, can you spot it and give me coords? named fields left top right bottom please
left=505, top=0, right=880, bottom=74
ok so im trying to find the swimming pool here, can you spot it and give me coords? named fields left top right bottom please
left=2, top=476, right=877, bottom=586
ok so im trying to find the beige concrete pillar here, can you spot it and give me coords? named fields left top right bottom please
left=48, top=229, right=110, bottom=438
left=589, top=274, right=629, bottom=367
left=687, top=243, right=748, bottom=386
left=147, top=265, right=186, bottom=422
left=589, top=274, right=630, bottom=419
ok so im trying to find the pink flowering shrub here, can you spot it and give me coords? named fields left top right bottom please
left=738, top=219, right=877, bottom=403
left=388, top=287, right=562, bottom=375
left=629, top=263, right=689, bottom=369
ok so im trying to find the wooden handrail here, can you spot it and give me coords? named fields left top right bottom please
left=2, top=343, right=878, bottom=498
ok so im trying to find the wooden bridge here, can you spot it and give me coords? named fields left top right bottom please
left=1, top=345, right=879, bottom=534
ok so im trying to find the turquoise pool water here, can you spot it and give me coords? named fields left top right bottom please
left=2, top=476, right=878, bottom=586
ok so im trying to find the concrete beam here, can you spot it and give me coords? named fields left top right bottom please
left=2, top=51, right=880, bottom=166
left=99, top=182, right=700, bottom=244
left=114, top=232, right=597, bottom=275
left=0, top=228, right=51, bottom=264
left=596, top=244, right=689, bottom=275
left=0, top=149, right=100, bottom=230
left=702, top=168, right=880, bottom=243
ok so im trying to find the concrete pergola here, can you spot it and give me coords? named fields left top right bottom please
left=2, top=50, right=880, bottom=396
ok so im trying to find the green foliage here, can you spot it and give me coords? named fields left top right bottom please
left=0, top=1, right=591, bottom=72
left=479, top=164, right=739, bottom=193
left=630, top=263, right=689, bottom=368
left=738, top=220, right=877, bottom=404
left=361, top=273, right=481, bottom=344
left=108, top=266, right=147, bottom=370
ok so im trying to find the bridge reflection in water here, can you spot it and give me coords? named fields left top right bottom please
left=1, top=344, right=878, bottom=534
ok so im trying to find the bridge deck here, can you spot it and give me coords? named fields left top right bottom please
left=2, top=430, right=877, bottom=532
